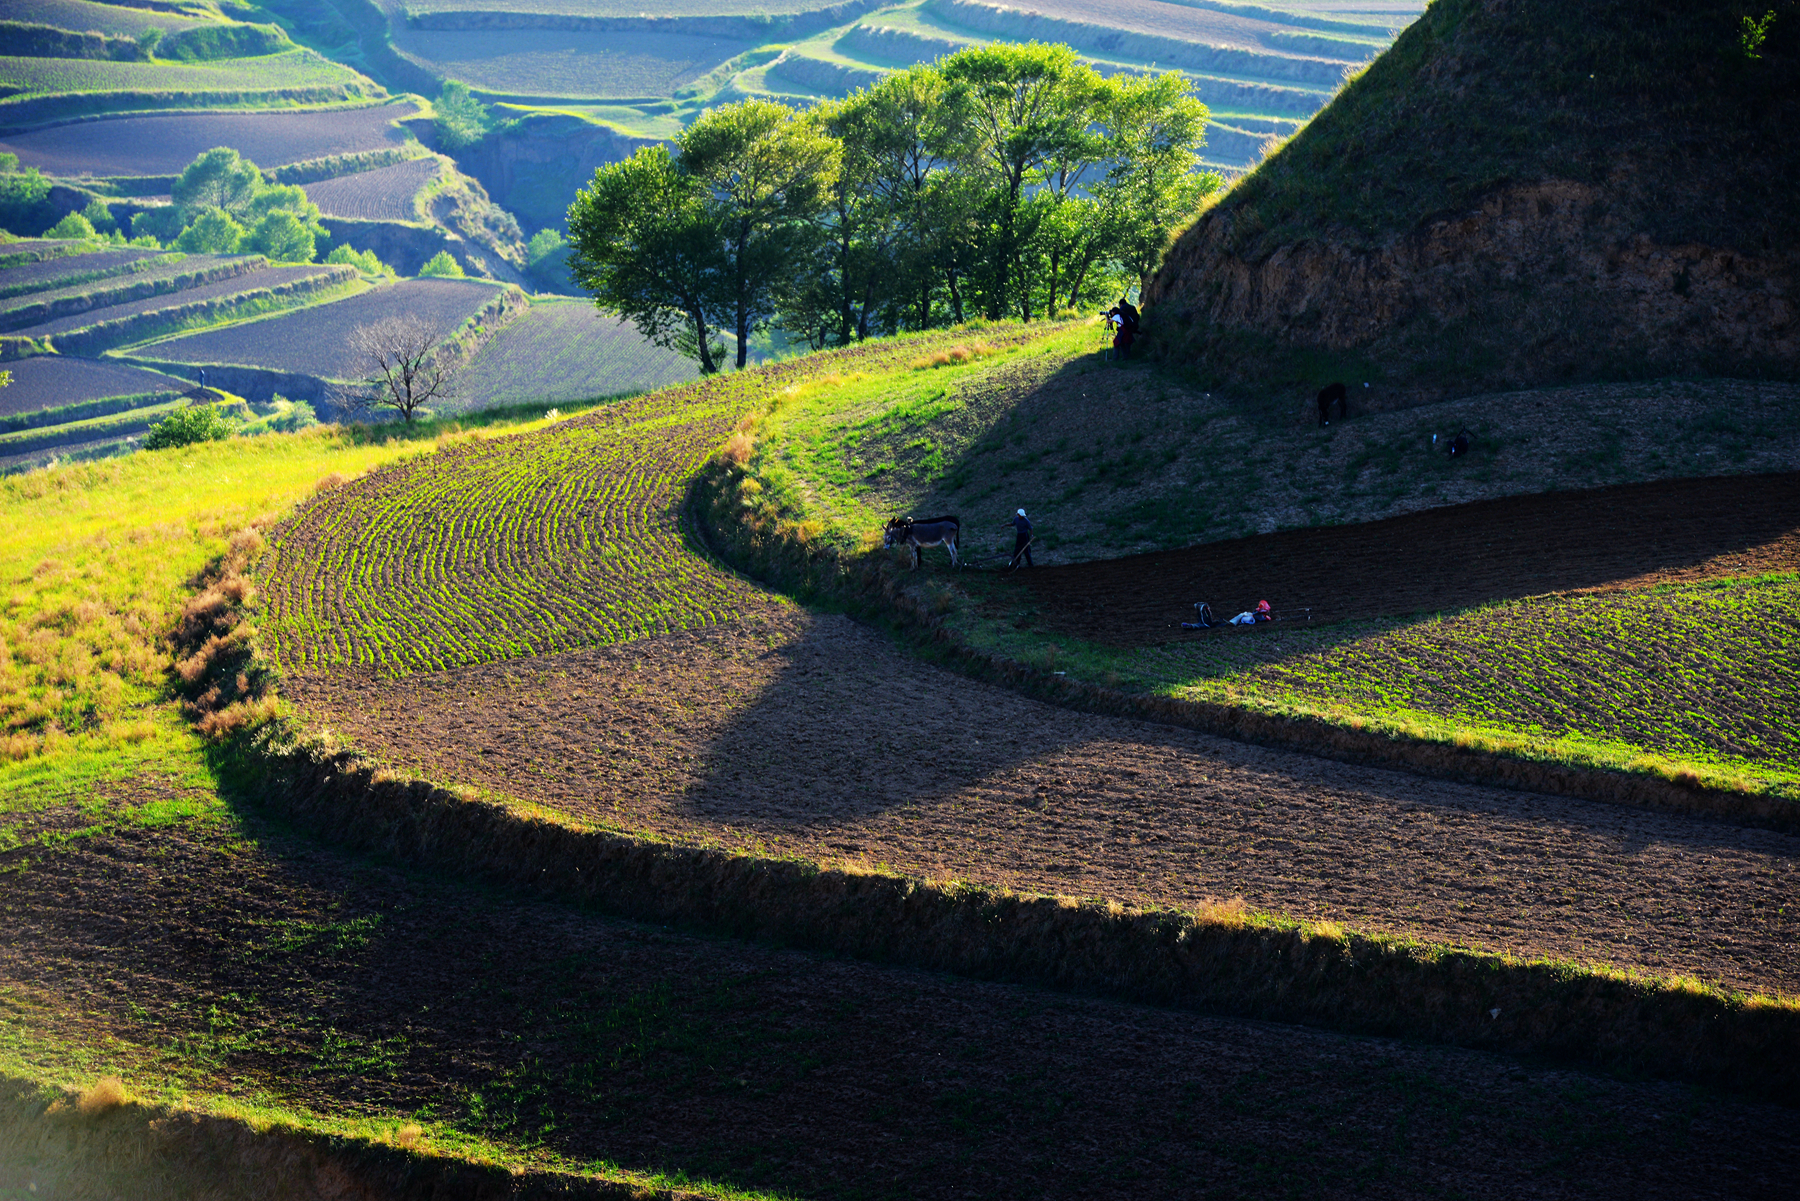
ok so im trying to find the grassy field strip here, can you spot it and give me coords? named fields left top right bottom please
left=48, top=265, right=363, bottom=358
left=0, top=389, right=182, bottom=435
left=0, top=50, right=373, bottom=102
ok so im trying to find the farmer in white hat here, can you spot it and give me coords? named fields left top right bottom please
left=1004, top=508, right=1034, bottom=568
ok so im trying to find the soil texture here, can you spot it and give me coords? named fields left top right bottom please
left=285, top=610, right=1800, bottom=998
left=2, top=781, right=1795, bottom=1200
left=1008, top=472, right=1800, bottom=644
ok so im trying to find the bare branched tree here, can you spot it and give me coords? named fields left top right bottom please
left=336, top=315, right=456, bottom=424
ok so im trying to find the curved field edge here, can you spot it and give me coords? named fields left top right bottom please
left=209, top=715, right=1800, bottom=1102
left=0, top=1073, right=754, bottom=1200
left=692, top=465, right=1800, bottom=829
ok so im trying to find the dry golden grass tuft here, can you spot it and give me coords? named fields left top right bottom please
left=719, top=431, right=755, bottom=466
left=313, top=471, right=349, bottom=494
left=395, top=1122, right=423, bottom=1148
left=77, top=1076, right=127, bottom=1117
left=1194, top=895, right=1249, bottom=927
left=910, top=341, right=996, bottom=370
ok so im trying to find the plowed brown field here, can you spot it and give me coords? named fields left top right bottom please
left=301, top=157, right=438, bottom=222
left=285, top=608, right=1800, bottom=999
left=1012, top=473, right=1800, bottom=644
left=9, top=777, right=1793, bottom=1199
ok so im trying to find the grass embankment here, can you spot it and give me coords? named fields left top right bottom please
left=712, top=324, right=1800, bottom=808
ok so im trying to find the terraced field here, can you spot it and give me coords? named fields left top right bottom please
left=4, top=0, right=204, bottom=38
left=260, top=326, right=1042, bottom=674
left=387, top=0, right=1419, bottom=169
left=0, top=48, right=379, bottom=116
left=262, top=378, right=778, bottom=674
left=0, top=100, right=419, bottom=177
left=392, top=28, right=751, bottom=99
left=0, top=356, right=187, bottom=420
left=452, top=298, right=696, bottom=412
left=0, top=254, right=249, bottom=332
left=0, top=247, right=166, bottom=300
left=301, top=156, right=439, bottom=222
left=17, top=261, right=354, bottom=353
left=136, top=277, right=513, bottom=380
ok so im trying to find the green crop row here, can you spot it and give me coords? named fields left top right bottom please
left=259, top=323, right=1068, bottom=677
left=1147, top=575, right=1800, bottom=783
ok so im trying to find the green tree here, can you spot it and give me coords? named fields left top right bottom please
left=1095, top=71, right=1220, bottom=296
left=81, top=198, right=117, bottom=234
left=418, top=250, right=464, bottom=278
left=938, top=43, right=1105, bottom=320
left=47, top=211, right=97, bottom=240
left=435, top=81, right=492, bottom=151
left=243, top=209, right=317, bottom=262
left=327, top=244, right=391, bottom=275
left=680, top=99, right=840, bottom=369
left=144, top=404, right=233, bottom=450
left=175, top=208, right=245, bottom=254
left=567, top=145, right=730, bottom=374
left=173, top=147, right=262, bottom=221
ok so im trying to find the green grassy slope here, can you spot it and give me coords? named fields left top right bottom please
left=720, top=326, right=1800, bottom=796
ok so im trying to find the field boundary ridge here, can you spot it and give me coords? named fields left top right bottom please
left=691, top=464, right=1800, bottom=833
left=0, top=1073, right=704, bottom=1199
left=219, top=706, right=1800, bottom=1103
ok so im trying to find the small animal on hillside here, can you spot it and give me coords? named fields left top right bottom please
left=1316, top=381, right=1348, bottom=426
left=1445, top=428, right=1472, bottom=458
left=883, top=514, right=961, bottom=570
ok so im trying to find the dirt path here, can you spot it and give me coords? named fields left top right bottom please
left=1008, top=472, right=1800, bottom=644
left=286, top=609, right=1800, bottom=998
left=2, top=784, right=1794, bottom=1200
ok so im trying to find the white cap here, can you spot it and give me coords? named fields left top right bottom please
left=1017, top=508, right=1026, bottom=517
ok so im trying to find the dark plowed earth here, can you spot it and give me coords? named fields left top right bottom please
left=3, top=781, right=1795, bottom=1200
left=284, top=611, right=1800, bottom=998
left=15, top=264, right=338, bottom=338
left=0, top=103, right=418, bottom=177
left=1015, top=473, right=1800, bottom=644
left=0, top=356, right=184, bottom=416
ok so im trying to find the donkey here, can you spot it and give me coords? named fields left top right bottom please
left=883, top=514, right=960, bottom=570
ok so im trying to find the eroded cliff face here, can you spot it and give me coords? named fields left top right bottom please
left=454, top=114, right=658, bottom=233
left=1146, top=179, right=1798, bottom=402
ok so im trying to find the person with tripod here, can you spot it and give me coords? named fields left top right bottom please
left=1005, top=508, right=1034, bottom=568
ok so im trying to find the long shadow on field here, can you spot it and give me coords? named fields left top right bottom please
left=1000, top=471, right=1800, bottom=647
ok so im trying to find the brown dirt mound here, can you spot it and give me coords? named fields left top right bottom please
left=283, top=610, right=1800, bottom=998
left=1010, top=472, right=1800, bottom=645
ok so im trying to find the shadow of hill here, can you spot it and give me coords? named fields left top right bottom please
left=1007, top=472, right=1800, bottom=646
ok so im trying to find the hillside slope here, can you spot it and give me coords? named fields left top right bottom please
left=1144, top=0, right=1800, bottom=401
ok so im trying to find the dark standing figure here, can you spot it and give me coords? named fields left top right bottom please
left=1105, top=296, right=1141, bottom=359
left=198, top=367, right=207, bottom=392
left=1316, top=381, right=1347, bottom=426
left=1006, top=508, right=1034, bottom=568
left=1447, top=428, right=1472, bottom=457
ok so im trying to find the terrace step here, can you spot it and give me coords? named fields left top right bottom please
left=17, top=261, right=359, bottom=357
left=0, top=246, right=169, bottom=301
left=0, top=254, right=258, bottom=333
